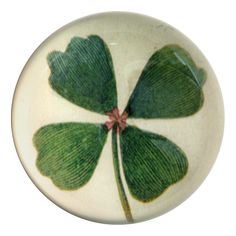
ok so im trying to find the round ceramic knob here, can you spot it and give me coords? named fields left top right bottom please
left=12, top=12, right=224, bottom=224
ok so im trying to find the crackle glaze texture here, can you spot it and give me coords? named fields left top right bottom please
left=12, top=12, right=224, bottom=224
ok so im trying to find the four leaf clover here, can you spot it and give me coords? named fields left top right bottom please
left=33, top=35, right=206, bottom=222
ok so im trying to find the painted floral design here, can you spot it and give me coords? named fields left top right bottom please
left=33, top=35, right=206, bottom=222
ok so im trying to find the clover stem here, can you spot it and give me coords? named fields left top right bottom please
left=112, top=126, right=133, bottom=223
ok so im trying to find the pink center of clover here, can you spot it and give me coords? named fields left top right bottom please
left=105, top=108, right=128, bottom=133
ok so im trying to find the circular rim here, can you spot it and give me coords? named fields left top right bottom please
left=11, top=11, right=225, bottom=224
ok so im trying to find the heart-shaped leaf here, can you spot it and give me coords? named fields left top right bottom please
left=120, top=126, right=188, bottom=202
left=47, top=35, right=117, bottom=114
left=33, top=123, right=108, bottom=190
left=125, top=45, right=206, bottom=118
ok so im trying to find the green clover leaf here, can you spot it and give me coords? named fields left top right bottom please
left=34, top=123, right=108, bottom=189
left=125, top=45, right=206, bottom=118
left=47, top=35, right=117, bottom=114
left=120, top=126, right=188, bottom=202
left=33, top=35, right=206, bottom=222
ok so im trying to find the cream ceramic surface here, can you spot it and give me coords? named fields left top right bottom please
left=12, top=12, right=224, bottom=223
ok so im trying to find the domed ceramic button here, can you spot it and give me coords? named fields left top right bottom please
left=12, top=12, right=224, bottom=224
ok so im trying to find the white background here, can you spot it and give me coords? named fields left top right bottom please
left=0, top=0, right=235, bottom=235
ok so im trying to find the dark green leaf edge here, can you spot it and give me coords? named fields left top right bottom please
left=164, top=45, right=206, bottom=87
